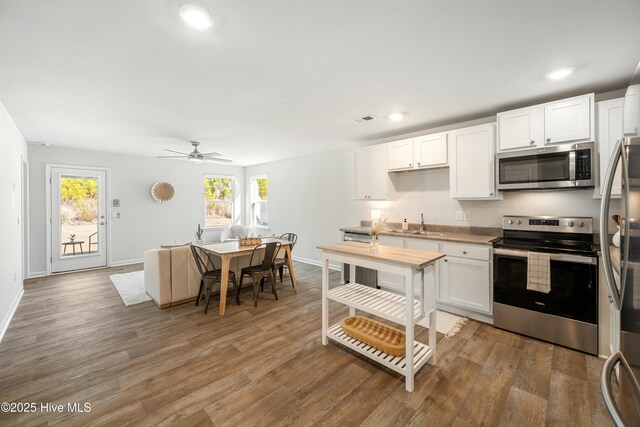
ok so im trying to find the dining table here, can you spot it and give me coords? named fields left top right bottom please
left=196, top=237, right=297, bottom=315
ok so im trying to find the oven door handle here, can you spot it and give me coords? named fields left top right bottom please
left=493, top=248, right=597, bottom=265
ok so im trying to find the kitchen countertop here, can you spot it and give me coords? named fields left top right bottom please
left=339, top=226, right=500, bottom=246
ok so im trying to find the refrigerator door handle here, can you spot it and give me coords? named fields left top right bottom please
left=601, top=351, right=640, bottom=427
left=601, top=139, right=623, bottom=310
left=619, top=141, right=631, bottom=309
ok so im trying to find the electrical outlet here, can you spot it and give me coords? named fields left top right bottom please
left=463, top=212, right=471, bottom=221
left=455, top=211, right=463, bottom=221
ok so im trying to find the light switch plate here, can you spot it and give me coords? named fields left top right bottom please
left=455, top=211, right=463, bottom=221
left=463, top=212, right=471, bottom=221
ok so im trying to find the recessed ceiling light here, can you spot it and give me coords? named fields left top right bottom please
left=546, top=67, right=574, bottom=80
left=388, top=113, right=404, bottom=122
left=179, top=4, right=213, bottom=30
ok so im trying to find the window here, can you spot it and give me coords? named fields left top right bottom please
left=250, top=175, right=268, bottom=227
left=204, top=175, right=235, bottom=228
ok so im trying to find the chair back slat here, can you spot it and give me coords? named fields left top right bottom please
left=278, top=233, right=298, bottom=260
left=190, top=245, right=217, bottom=275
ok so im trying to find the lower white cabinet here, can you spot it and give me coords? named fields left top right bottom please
left=377, top=236, right=492, bottom=316
left=377, top=235, right=405, bottom=292
left=439, top=255, right=491, bottom=315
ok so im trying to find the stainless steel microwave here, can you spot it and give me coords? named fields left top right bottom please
left=496, top=142, right=595, bottom=190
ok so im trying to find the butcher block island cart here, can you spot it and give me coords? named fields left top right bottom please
left=317, top=241, right=445, bottom=392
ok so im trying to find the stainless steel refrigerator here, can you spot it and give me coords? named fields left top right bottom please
left=600, top=60, right=640, bottom=426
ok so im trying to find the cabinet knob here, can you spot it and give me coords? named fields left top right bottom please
left=462, top=251, right=467, bottom=254
left=490, top=193, right=494, bottom=196
left=546, top=138, right=551, bottom=143
left=417, top=162, right=421, bottom=166
left=530, top=140, right=535, bottom=144
left=409, top=163, right=412, bottom=167
left=444, top=259, right=448, bottom=262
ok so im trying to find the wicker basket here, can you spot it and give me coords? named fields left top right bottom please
left=341, top=316, right=406, bottom=356
left=238, top=237, right=262, bottom=246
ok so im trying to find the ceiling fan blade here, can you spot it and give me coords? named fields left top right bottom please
left=163, top=149, right=190, bottom=155
left=157, top=155, right=187, bottom=158
left=203, top=157, right=233, bottom=163
left=200, top=152, right=221, bottom=157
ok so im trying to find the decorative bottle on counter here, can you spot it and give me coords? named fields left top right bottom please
left=402, top=219, right=408, bottom=231
left=370, top=234, right=379, bottom=252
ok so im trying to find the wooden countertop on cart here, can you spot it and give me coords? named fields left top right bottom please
left=317, top=241, right=445, bottom=269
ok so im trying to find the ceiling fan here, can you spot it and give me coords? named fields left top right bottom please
left=157, top=141, right=232, bottom=163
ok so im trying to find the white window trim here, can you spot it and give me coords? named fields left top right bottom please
left=204, top=174, right=236, bottom=230
left=250, top=174, right=268, bottom=228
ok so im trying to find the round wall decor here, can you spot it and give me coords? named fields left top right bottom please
left=151, top=182, right=175, bottom=202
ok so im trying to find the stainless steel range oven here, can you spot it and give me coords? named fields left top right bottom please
left=493, top=216, right=599, bottom=354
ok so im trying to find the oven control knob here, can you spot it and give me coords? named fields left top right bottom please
left=508, top=220, right=514, bottom=225
left=578, top=221, right=584, bottom=228
left=568, top=221, right=575, bottom=227
left=516, top=220, right=522, bottom=225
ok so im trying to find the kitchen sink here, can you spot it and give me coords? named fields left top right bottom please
left=386, top=230, right=444, bottom=237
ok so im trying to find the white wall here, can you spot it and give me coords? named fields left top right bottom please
left=28, top=146, right=245, bottom=276
left=0, top=100, right=27, bottom=339
left=246, top=116, right=618, bottom=265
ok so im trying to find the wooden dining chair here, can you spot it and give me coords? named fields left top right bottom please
left=190, top=245, right=240, bottom=314
left=238, top=242, right=281, bottom=307
left=272, top=233, right=297, bottom=286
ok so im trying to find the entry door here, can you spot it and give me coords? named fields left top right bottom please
left=51, top=167, right=107, bottom=272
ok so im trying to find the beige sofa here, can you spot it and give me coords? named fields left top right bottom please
left=144, top=245, right=201, bottom=308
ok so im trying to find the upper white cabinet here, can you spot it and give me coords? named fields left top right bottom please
left=624, top=84, right=639, bottom=136
left=387, top=133, right=448, bottom=171
left=497, top=93, right=594, bottom=152
left=497, top=105, right=544, bottom=151
left=354, top=145, right=387, bottom=200
left=449, top=123, right=498, bottom=200
left=544, top=94, right=593, bottom=144
left=387, top=138, right=414, bottom=170
left=596, top=98, right=624, bottom=198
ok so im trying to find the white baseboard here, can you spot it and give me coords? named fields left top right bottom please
left=110, top=258, right=144, bottom=267
left=292, top=256, right=341, bottom=271
left=0, top=288, right=24, bottom=344
left=28, top=271, right=47, bottom=279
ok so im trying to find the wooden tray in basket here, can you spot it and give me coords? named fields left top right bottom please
left=238, top=237, right=262, bottom=246
left=341, top=316, right=406, bottom=356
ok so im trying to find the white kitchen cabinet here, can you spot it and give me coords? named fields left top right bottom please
left=439, top=256, right=491, bottom=314
left=497, top=105, right=544, bottom=151
left=377, top=235, right=405, bottom=292
left=414, top=133, right=448, bottom=168
left=387, top=133, right=448, bottom=171
left=354, top=145, right=387, bottom=200
left=624, top=84, right=639, bottom=136
left=449, top=123, right=498, bottom=200
left=388, top=138, right=414, bottom=171
left=596, top=98, right=624, bottom=198
left=544, top=94, right=593, bottom=144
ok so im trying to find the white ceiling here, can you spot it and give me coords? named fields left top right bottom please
left=1, top=0, right=639, bottom=166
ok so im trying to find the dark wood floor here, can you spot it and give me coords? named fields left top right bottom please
left=0, top=262, right=613, bottom=426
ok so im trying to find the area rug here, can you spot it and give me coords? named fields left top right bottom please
left=109, top=270, right=151, bottom=306
left=417, top=310, right=467, bottom=338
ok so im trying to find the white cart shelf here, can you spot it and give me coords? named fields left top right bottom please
left=327, top=323, right=433, bottom=375
left=327, top=282, right=425, bottom=324
left=317, top=241, right=445, bottom=392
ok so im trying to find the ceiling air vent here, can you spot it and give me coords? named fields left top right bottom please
left=353, top=115, right=377, bottom=123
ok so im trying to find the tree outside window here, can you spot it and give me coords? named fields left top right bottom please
left=204, top=176, right=234, bottom=228
left=251, top=176, right=268, bottom=227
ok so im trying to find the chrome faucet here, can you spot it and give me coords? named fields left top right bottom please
left=420, top=213, right=425, bottom=231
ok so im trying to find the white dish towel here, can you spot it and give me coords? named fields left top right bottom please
left=527, top=252, right=551, bottom=293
